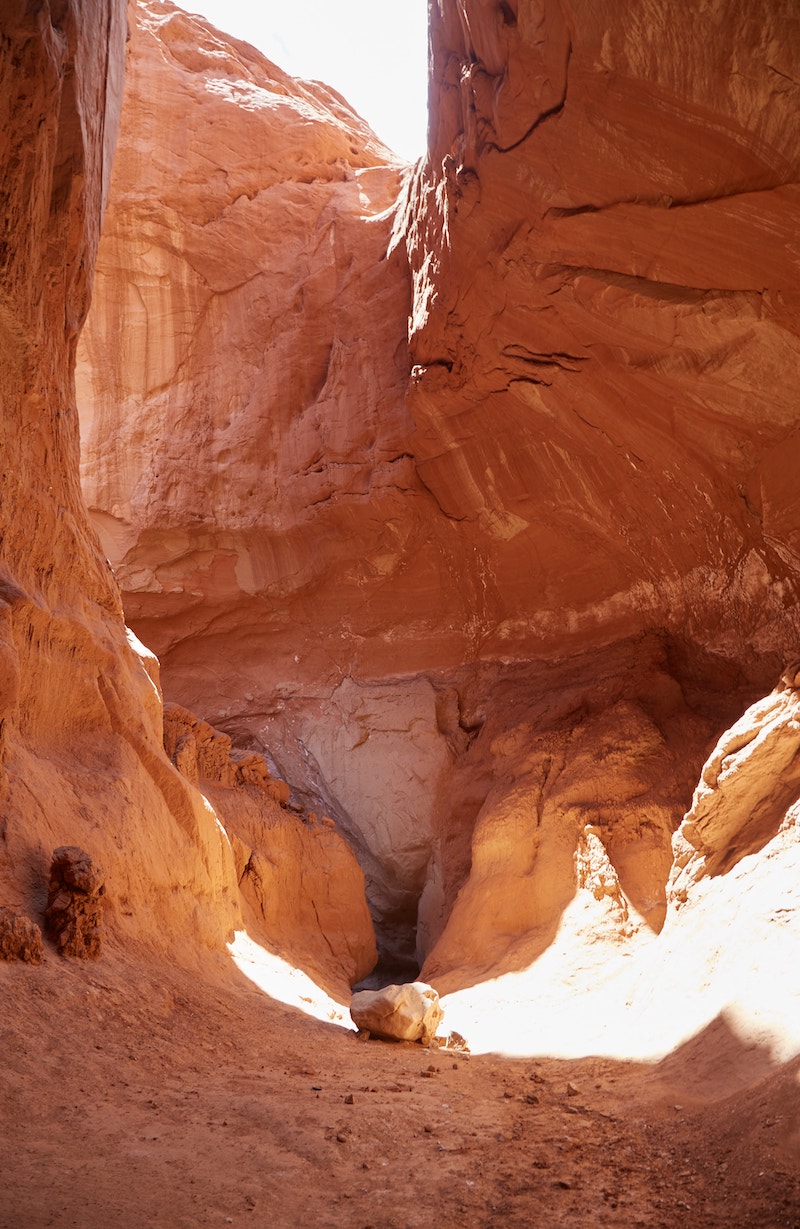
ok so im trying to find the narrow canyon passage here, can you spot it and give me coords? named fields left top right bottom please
left=70, top=0, right=800, bottom=1084
left=2, top=0, right=800, bottom=1226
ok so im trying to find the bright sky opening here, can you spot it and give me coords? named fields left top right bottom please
left=177, top=0, right=429, bottom=161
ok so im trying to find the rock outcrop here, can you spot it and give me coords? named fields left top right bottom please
left=76, top=0, right=800, bottom=977
left=439, top=665, right=800, bottom=1059
left=0, top=908, right=44, bottom=965
left=671, top=662, right=800, bottom=896
left=163, top=703, right=377, bottom=995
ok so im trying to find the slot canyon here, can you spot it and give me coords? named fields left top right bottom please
left=1, top=0, right=799, bottom=1224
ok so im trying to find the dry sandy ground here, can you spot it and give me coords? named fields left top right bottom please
left=1, top=948, right=799, bottom=1229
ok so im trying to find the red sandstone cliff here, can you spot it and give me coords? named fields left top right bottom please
left=0, top=0, right=374, bottom=993
left=76, top=0, right=800, bottom=982
left=77, top=0, right=426, bottom=969
left=408, top=0, right=800, bottom=670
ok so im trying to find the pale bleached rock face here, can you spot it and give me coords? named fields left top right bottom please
left=350, top=981, right=444, bottom=1044
left=77, top=0, right=800, bottom=975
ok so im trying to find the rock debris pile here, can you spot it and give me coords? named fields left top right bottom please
left=44, top=847, right=106, bottom=959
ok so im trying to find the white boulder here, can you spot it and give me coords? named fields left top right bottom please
left=350, top=981, right=444, bottom=1043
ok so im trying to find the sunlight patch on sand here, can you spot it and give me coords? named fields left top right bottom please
left=441, top=832, right=800, bottom=1065
left=227, top=930, right=353, bottom=1028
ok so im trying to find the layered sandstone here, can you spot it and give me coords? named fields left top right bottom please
left=77, top=0, right=800, bottom=981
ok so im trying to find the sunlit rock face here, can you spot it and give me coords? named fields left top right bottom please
left=79, top=0, right=800, bottom=973
left=671, top=661, right=800, bottom=895
left=0, top=0, right=241, bottom=953
left=78, top=0, right=429, bottom=969
left=0, top=3, right=373, bottom=997
left=162, top=703, right=377, bottom=997
left=404, top=0, right=800, bottom=984
left=440, top=669, right=800, bottom=1060
left=78, top=0, right=413, bottom=679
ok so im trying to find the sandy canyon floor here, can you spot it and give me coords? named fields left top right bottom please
left=1, top=948, right=799, bottom=1229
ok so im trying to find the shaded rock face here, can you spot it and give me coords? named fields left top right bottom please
left=408, top=0, right=800, bottom=670
left=77, top=0, right=800, bottom=974
left=163, top=701, right=290, bottom=803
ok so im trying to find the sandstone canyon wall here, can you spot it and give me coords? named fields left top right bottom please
left=77, top=0, right=432, bottom=970
left=77, top=0, right=800, bottom=986
left=411, top=0, right=800, bottom=673
left=0, top=0, right=373, bottom=995
left=0, top=0, right=237, bottom=955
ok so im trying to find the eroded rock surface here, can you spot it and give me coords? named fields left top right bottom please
left=0, top=0, right=377, bottom=1000
left=77, top=0, right=413, bottom=681
left=163, top=701, right=290, bottom=803
left=163, top=703, right=377, bottom=995
left=0, top=0, right=239, bottom=955
left=404, top=0, right=800, bottom=672
left=671, top=663, right=800, bottom=896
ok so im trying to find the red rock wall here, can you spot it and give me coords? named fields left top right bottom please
left=77, top=0, right=800, bottom=976
left=0, top=1, right=376, bottom=990
left=412, top=0, right=800, bottom=981
left=0, top=0, right=245, bottom=953
left=77, top=0, right=414, bottom=688
left=77, top=0, right=433, bottom=970
left=408, top=0, right=800, bottom=670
